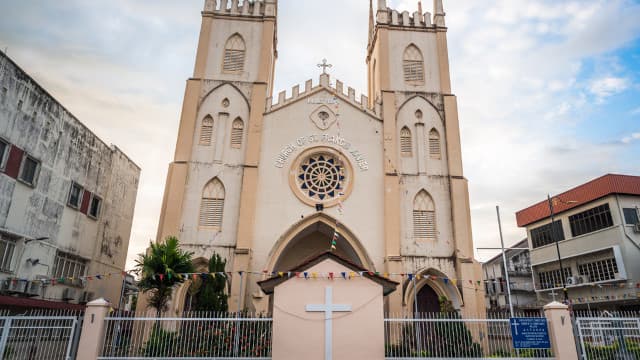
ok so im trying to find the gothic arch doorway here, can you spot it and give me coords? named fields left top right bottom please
left=266, top=213, right=374, bottom=272
left=416, top=284, right=440, bottom=313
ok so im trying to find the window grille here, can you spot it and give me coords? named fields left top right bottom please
left=538, top=268, right=572, bottom=289
left=199, top=116, right=214, bottom=146
left=530, top=220, right=564, bottom=248
left=569, top=203, right=613, bottom=237
left=413, top=191, right=436, bottom=240
left=413, top=210, right=436, bottom=239
left=428, top=129, right=441, bottom=159
left=199, top=178, right=225, bottom=229
left=231, top=118, right=244, bottom=148
left=53, top=252, right=87, bottom=284
left=223, top=34, right=246, bottom=73
left=400, top=127, right=412, bottom=157
left=623, top=208, right=639, bottom=225
left=0, top=236, right=16, bottom=272
left=403, top=45, right=424, bottom=83
left=68, top=182, right=83, bottom=209
left=578, top=258, right=618, bottom=282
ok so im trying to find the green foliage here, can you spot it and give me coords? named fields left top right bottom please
left=142, top=326, right=180, bottom=357
left=584, top=342, right=619, bottom=360
left=385, top=296, right=483, bottom=358
left=490, top=347, right=551, bottom=358
left=583, top=339, right=640, bottom=360
left=135, top=236, right=194, bottom=315
left=141, top=316, right=271, bottom=358
left=193, top=254, right=228, bottom=312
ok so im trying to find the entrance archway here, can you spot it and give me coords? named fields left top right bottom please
left=416, top=284, right=440, bottom=313
left=266, top=213, right=374, bottom=272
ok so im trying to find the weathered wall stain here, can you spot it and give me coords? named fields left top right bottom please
left=0, top=51, right=141, bottom=305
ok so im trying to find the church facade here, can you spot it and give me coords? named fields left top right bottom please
left=153, top=0, right=484, bottom=317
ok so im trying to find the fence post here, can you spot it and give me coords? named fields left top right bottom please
left=544, top=301, right=578, bottom=360
left=77, top=298, right=111, bottom=360
left=0, top=318, right=12, bottom=357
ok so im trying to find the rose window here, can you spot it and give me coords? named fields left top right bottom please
left=289, top=148, right=353, bottom=207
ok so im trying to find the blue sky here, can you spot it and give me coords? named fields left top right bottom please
left=0, top=0, right=639, bottom=268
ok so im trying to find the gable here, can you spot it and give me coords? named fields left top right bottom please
left=258, top=252, right=398, bottom=295
left=266, top=76, right=380, bottom=121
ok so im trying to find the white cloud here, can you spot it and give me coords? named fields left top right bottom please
left=631, top=107, right=640, bottom=115
left=588, top=76, right=630, bottom=102
left=622, top=133, right=640, bottom=144
left=2, top=0, right=640, bottom=268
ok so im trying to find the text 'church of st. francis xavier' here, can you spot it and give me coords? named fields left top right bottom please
left=146, top=0, right=485, bottom=317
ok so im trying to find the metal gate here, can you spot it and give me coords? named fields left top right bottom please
left=0, top=314, right=82, bottom=360
left=384, top=313, right=554, bottom=359
left=99, top=312, right=272, bottom=359
left=575, top=315, right=640, bottom=359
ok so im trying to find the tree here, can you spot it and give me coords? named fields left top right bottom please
left=193, top=253, right=228, bottom=312
left=424, top=297, right=482, bottom=357
left=135, top=236, right=194, bottom=316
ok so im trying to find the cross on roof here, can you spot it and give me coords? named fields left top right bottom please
left=317, top=58, right=332, bottom=74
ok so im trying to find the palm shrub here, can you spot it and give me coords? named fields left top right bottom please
left=193, top=253, right=229, bottom=312
left=135, top=236, right=194, bottom=316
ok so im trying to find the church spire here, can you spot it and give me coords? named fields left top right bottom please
left=368, top=0, right=374, bottom=46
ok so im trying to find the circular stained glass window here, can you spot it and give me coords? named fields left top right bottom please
left=290, top=148, right=353, bottom=207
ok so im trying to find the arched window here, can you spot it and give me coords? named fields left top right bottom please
left=400, top=126, right=412, bottom=157
left=413, top=190, right=436, bottom=240
left=199, top=115, right=214, bottom=146
left=429, top=128, right=441, bottom=159
left=403, top=44, right=424, bottom=83
left=223, top=33, right=246, bottom=73
left=199, top=178, right=225, bottom=229
left=230, top=118, right=244, bottom=148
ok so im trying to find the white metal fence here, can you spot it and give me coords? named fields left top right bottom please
left=99, top=312, right=272, bottom=359
left=575, top=312, right=640, bottom=360
left=384, top=312, right=554, bottom=359
left=0, top=310, right=82, bottom=360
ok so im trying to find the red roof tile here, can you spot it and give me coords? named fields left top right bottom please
left=0, top=294, right=86, bottom=311
left=516, top=174, right=640, bottom=227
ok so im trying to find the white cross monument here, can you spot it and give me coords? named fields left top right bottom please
left=306, top=286, right=352, bottom=360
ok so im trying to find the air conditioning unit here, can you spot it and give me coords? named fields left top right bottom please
left=566, top=276, right=579, bottom=286
left=79, top=291, right=94, bottom=304
left=577, top=275, right=590, bottom=284
left=634, top=223, right=640, bottom=233
left=61, top=288, right=78, bottom=301
left=25, top=282, right=41, bottom=297
left=2, top=279, right=27, bottom=293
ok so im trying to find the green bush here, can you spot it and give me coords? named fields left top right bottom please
left=584, top=342, right=619, bottom=360
left=142, top=326, right=180, bottom=357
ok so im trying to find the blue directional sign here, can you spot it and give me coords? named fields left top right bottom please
left=510, top=318, right=551, bottom=349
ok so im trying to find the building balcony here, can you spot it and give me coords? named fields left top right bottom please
left=529, top=225, right=624, bottom=266
left=510, top=283, right=535, bottom=292
left=507, top=270, right=532, bottom=277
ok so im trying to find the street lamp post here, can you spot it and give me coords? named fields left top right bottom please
left=547, top=194, right=569, bottom=303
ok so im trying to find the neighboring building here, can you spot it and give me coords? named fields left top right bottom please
left=516, top=174, right=640, bottom=311
left=0, top=51, right=140, bottom=307
left=147, top=0, right=485, bottom=317
left=482, top=239, right=538, bottom=312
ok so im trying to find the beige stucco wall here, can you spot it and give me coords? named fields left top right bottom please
left=252, top=88, right=385, bottom=273
left=271, top=259, right=386, bottom=360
